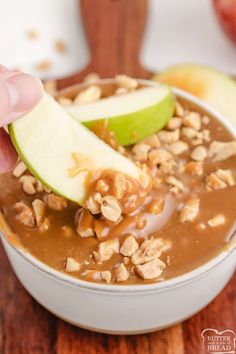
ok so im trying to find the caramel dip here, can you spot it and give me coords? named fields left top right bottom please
left=1, top=76, right=236, bottom=285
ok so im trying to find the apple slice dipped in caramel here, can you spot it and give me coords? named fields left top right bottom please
left=9, top=93, right=151, bottom=207
left=65, top=85, right=174, bottom=146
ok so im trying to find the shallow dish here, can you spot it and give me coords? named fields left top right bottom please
left=1, top=82, right=236, bottom=334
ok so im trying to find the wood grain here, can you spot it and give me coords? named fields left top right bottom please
left=58, top=0, right=150, bottom=89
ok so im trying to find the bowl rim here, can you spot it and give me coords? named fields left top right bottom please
left=1, top=80, right=236, bottom=295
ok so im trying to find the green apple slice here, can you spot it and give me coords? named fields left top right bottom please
left=153, top=64, right=236, bottom=126
left=9, top=93, right=148, bottom=204
left=65, top=85, right=174, bottom=146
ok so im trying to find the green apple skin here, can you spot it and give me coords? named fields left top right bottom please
left=82, top=90, right=174, bottom=146
left=9, top=94, right=148, bottom=205
left=66, top=86, right=175, bottom=146
left=154, top=64, right=236, bottom=126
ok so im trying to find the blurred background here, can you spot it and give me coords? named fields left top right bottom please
left=0, top=0, right=235, bottom=80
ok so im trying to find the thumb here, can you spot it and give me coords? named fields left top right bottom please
left=0, top=73, right=43, bottom=126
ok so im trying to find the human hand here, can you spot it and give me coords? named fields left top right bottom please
left=0, top=65, right=43, bottom=173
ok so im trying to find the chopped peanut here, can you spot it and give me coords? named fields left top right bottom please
left=39, top=217, right=50, bottom=232
left=94, top=219, right=109, bottom=240
left=149, top=148, right=173, bottom=165
left=131, top=238, right=171, bottom=265
left=167, top=117, right=182, bottom=130
left=14, top=202, right=35, bottom=227
left=205, top=173, right=227, bottom=190
left=180, top=197, right=200, bottom=223
left=159, top=160, right=176, bottom=174
left=132, top=143, right=150, bottom=161
left=208, top=214, right=226, bottom=227
left=81, top=270, right=102, bottom=281
left=165, top=176, right=185, bottom=193
left=36, top=180, right=44, bottom=193
left=93, top=251, right=111, bottom=262
left=43, top=185, right=52, bottom=194
left=86, top=195, right=101, bottom=214
left=114, top=263, right=129, bottom=282
left=141, top=134, right=161, bottom=148
left=202, top=129, right=211, bottom=142
left=99, top=238, right=119, bottom=254
left=181, top=127, right=199, bottom=139
left=123, top=257, right=130, bottom=265
left=202, top=115, right=210, bottom=125
left=168, top=141, right=189, bottom=155
left=83, top=72, right=100, bottom=84
left=74, top=85, right=102, bottom=104
left=183, top=112, right=201, bottom=131
left=215, top=169, right=235, bottom=186
left=47, top=194, right=67, bottom=211
left=12, top=161, right=27, bottom=178
left=120, top=235, right=139, bottom=257
left=94, top=238, right=120, bottom=262
left=191, top=146, right=207, bottom=161
left=32, top=199, right=45, bottom=226
left=101, top=271, right=112, bottom=283
left=115, top=75, right=138, bottom=89
left=57, top=97, right=73, bottom=106
left=175, top=101, right=185, bottom=117
left=76, top=209, right=94, bottom=238
left=65, top=257, right=80, bottom=272
left=184, top=161, right=203, bottom=176
left=158, top=129, right=180, bottom=144
left=191, top=138, right=203, bottom=146
left=20, top=175, right=36, bottom=195
left=101, top=196, right=121, bottom=222
left=208, top=141, right=236, bottom=162
left=135, top=259, right=166, bottom=280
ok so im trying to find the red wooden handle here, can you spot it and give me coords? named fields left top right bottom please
left=58, top=0, right=150, bottom=88
left=80, top=0, right=149, bottom=76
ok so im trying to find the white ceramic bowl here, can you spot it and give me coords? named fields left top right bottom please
left=1, top=83, right=236, bottom=335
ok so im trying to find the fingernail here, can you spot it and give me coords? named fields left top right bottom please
left=5, top=73, right=43, bottom=113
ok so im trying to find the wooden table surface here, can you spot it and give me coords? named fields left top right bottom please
left=0, top=0, right=235, bottom=353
